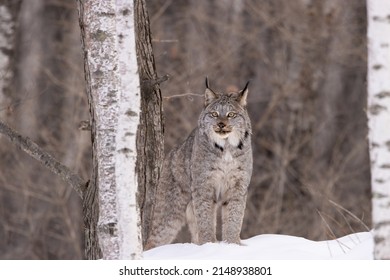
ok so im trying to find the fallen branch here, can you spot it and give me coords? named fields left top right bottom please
left=0, top=120, right=87, bottom=198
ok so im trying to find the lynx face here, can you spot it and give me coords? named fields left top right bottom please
left=199, top=82, right=251, bottom=149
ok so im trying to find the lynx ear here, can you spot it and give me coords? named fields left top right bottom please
left=237, top=81, right=250, bottom=107
left=205, top=77, right=218, bottom=107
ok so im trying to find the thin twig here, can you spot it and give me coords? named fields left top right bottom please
left=163, top=92, right=203, bottom=100
left=317, top=210, right=348, bottom=254
left=151, top=39, right=178, bottom=43
left=329, top=200, right=371, bottom=232
left=0, top=120, right=86, bottom=198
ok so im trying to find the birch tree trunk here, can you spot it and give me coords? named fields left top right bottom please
left=77, top=0, right=142, bottom=259
left=367, top=0, right=390, bottom=260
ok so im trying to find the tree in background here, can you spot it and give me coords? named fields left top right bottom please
left=0, top=0, right=376, bottom=259
left=0, top=0, right=87, bottom=259
left=367, top=0, right=390, bottom=260
left=0, top=0, right=163, bottom=259
left=149, top=0, right=370, bottom=241
left=0, top=0, right=21, bottom=110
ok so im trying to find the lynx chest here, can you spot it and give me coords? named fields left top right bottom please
left=210, top=148, right=248, bottom=201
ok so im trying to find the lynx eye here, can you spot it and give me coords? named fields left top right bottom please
left=210, top=111, right=219, bottom=118
left=227, top=112, right=237, bottom=118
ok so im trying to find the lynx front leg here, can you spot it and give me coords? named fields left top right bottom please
left=190, top=188, right=217, bottom=244
left=222, top=191, right=247, bottom=244
left=186, top=202, right=199, bottom=244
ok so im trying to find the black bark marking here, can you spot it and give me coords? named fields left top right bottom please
left=119, top=147, right=133, bottom=154
left=126, top=109, right=138, bottom=117
left=375, top=91, right=390, bottom=99
left=369, top=104, right=387, bottom=115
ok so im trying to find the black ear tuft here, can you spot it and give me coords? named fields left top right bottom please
left=242, top=81, right=250, bottom=93
left=204, top=77, right=218, bottom=107
left=237, top=80, right=250, bottom=107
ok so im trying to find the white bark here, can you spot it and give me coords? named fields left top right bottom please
left=114, top=0, right=142, bottom=260
left=367, top=0, right=390, bottom=260
left=81, top=0, right=142, bottom=259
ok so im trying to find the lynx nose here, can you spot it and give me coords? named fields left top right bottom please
left=217, top=122, right=226, bottom=129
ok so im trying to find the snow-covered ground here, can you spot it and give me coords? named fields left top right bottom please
left=0, top=232, right=375, bottom=280
left=143, top=231, right=373, bottom=259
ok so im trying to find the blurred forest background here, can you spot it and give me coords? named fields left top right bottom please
left=0, top=0, right=370, bottom=259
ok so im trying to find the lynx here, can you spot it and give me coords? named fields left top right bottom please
left=144, top=79, right=253, bottom=250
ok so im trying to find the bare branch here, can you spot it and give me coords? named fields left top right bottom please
left=163, top=92, right=203, bottom=101
left=329, top=200, right=371, bottom=232
left=0, top=120, right=86, bottom=198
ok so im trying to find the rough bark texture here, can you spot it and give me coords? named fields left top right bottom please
left=77, top=0, right=101, bottom=260
left=367, top=0, right=390, bottom=260
left=134, top=0, right=165, bottom=247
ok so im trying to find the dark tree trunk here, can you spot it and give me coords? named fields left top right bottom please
left=76, top=0, right=102, bottom=260
left=134, top=0, right=165, bottom=247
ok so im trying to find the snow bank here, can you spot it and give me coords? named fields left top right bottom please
left=143, top=232, right=373, bottom=260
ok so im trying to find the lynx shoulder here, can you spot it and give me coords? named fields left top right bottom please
left=145, top=79, right=253, bottom=250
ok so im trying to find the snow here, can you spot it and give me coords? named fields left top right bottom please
left=143, top=232, right=373, bottom=260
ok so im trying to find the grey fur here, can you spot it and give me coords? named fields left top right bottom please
left=144, top=81, right=253, bottom=250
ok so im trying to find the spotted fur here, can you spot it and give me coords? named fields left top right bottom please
left=145, top=80, right=253, bottom=250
